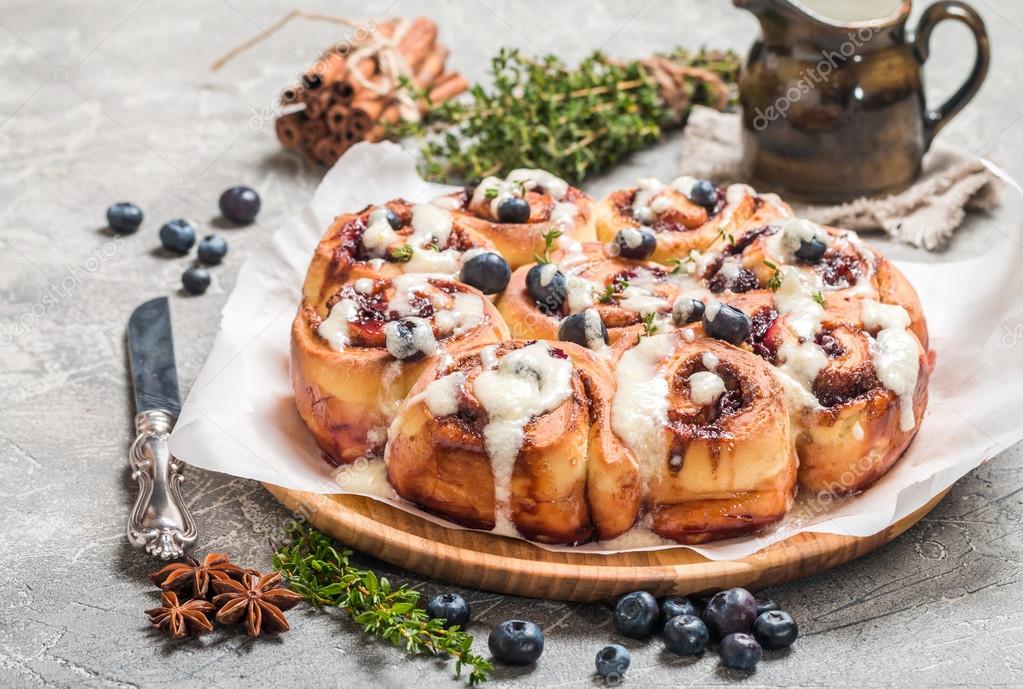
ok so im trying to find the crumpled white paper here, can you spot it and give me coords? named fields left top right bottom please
left=169, top=141, right=1023, bottom=560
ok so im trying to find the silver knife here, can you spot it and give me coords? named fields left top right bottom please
left=126, top=296, right=197, bottom=560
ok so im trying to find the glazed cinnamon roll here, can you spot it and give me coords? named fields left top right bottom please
left=386, top=340, right=642, bottom=543
left=595, top=176, right=793, bottom=263
left=303, top=199, right=500, bottom=310
left=496, top=241, right=710, bottom=347
left=610, top=331, right=797, bottom=544
left=291, top=273, right=508, bottom=464
left=434, top=168, right=596, bottom=269
left=721, top=218, right=928, bottom=347
left=734, top=266, right=930, bottom=495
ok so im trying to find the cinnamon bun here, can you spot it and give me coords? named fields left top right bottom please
left=610, top=330, right=798, bottom=543
left=435, top=169, right=596, bottom=269
left=496, top=241, right=710, bottom=346
left=595, top=176, right=793, bottom=263
left=292, top=273, right=508, bottom=464
left=385, top=340, right=642, bottom=543
left=303, top=199, right=498, bottom=310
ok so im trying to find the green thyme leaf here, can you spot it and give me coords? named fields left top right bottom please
left=389, top=245, right=414, bottom=263
left=273, top=522, right=492, bottom=685
left=764, top=260, right=781, bottom=292
left=533, top=228, right=564, bottom=265
left=813, top=291, right=826, bottom=307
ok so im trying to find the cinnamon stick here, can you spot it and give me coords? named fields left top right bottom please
left=326, top=104, right=349, bottom=133
left=275, top=111, right=305, bottom=148
left=428, top=73, right=469, bottom=104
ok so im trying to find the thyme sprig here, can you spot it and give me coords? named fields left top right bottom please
left=533, top=228, right=563, bottom=265
left=389, top=244, right=414, bottom=262
left=273, top=522, right=491, bottom=686
left=396, top=47, right=740, bottom=184
left=764, top=260, right=782, bottom=292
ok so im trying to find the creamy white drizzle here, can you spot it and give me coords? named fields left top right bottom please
left=317, top=299, right=358, bottom=350
left=611, top=333, right=675, bottom=486
left=688, top=370, right=725, bottom=406
left=767, top=218, right=830, bottom=263
left=424, top=371, right=465, bottom=417
left=861, top=300, right=919, bottom=431
left=473, top=343, right=574, bottom=534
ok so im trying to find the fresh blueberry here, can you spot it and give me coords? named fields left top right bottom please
left=613, top=227, right=656, bottom=260
left=197, top=234, right=228, bottom=265
left=460, top=252, right=511, bottom=294
left=218, top=185, right=261, bottom=225
left=755, top=598, right=779, bottom=616
left=385, top=208, right=402, bottom=230
left=106, top=202, right=143, bottom=235
left=702, top=588, right=758, bottom=641
left=595, top=644, right=630, bottom=680
left=672, top=297, right=705, bottom=327
left=496, top=196, right=530, bottom=224
left=795, top=237, right=827, bottom=263
left=662, top=614, right=710, bottom=656
left=181, top=266, right=211, bottom=295
left=702, top=302, right=752, bottom=346
left=689, top=180, right=718, bottom=208
left=659, top=595, right=699, bottom=628
left=426, top=592, right=470, bottom=629
left=525, top=264, right=567, bottom=315
left=753, top=610, right=798, bottom=650
left=719, top=633, right=762, bottom=672
left=159, top=218, right=196, bottom=254
left=613, top=590, right=660, bottom=639
left=488, top=620, right=544, bottom=666
left=384, top=317, right=436, bottom=362
left=558, top=310, right=608, bottom=350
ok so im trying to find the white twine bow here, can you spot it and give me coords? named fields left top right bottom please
left=211, top=10, right=421, bottom=123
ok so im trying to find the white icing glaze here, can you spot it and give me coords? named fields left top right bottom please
left=702, top=352, right=719, bottom=372
left=361, top=213, right=399, bottom=257
left=539, top=263, right=560, bottom=287
left=550, top=201, right=578, bottom=227
left=410, top=203, right=453, bottom=248
left=473, top=343, right=574, bottom=533
left=384, top=317, right=437, bottom=360
left=424, top=371, right=465, bottom=417
left=354, top=278, right=375, bottom=294
left=861, top=300, right=911, bottom=331
left=582, top=308, right=609, bottom=353
left=767, top=218, right=829, bottom=263
left=317, top=299, right=359, bottom=350
left=618, top=285, right=669, bottom=316
left=506, top=168, right=569, bottom=200
left=688, top=370, right=725, bottom=406
left=612, top=333, right=676, bottom=486
left=862, top=301, right=920, bottom=431
left=565, top=275, right=596, bottom=313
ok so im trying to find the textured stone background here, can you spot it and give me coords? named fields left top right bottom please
left=1, top=1, right=1022, bottom=687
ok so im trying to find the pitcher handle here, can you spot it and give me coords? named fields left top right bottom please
left=913, top=1, right=990, bottom=148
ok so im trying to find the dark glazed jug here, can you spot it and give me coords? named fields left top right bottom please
left=736, top=0, right=989, bottom=203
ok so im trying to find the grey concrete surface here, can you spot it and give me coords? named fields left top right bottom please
left=1, top=1, right=1022, bottom=687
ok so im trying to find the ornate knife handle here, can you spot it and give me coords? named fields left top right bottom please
left=127, top=409, right=197, bottom=560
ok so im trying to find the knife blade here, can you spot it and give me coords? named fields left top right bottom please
left=128, top=297, right=181, bottom=417
left=125, top=297, right=196, bottom=560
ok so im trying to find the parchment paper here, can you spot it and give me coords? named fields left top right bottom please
left=169, top=141, right=1023, bottom=560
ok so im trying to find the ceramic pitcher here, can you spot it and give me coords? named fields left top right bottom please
left=735, top=0, right=989, bottom=202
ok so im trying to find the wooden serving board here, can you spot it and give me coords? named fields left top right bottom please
left=265, top=484, right=948, bottom=602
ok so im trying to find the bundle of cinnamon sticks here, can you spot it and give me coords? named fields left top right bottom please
left=275, top=17, right=467, bottom=166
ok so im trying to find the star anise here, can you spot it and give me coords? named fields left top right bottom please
left=212, top=571, right=303, bottom=637
left=144, top=590, right=216, bottom=639
left=150, top=553, right=245, bottom=598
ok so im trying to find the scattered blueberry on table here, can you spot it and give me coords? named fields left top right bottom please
left=613, top=590, right=660, bottom=639
left=659, top=594, right=700, bottom=628
left=719, top=632, right=763, bottom=671
left=181, top=266, right=211, bottom=295
left=702, top=587, right=759, bottom=641
left=197, top=234, right=228, bottom=265
left=496, top=196, right=531, bottom=224
left=425, top=592, right=471, bottom=629
left=219, top=185, right=261, bottom=225
left=459, top=252, right=511, bottom=294
left=595, top=644, right=630, bottom=681
left=753, top=609, right=799, bottom=650
left=159, top=218, right=197, bottom=254
left=488, top=619, right=544, bottom=666
left=755, top=597, right=780, bottom=616
left=663, top=613, right=710, bottom=656
left=106, top=202, right=143, bottom=235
